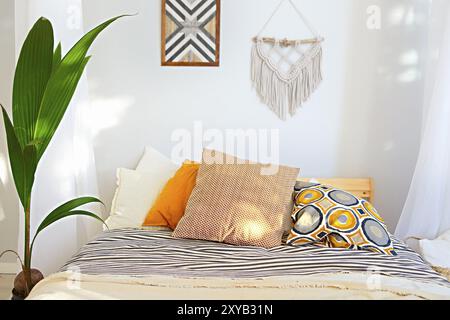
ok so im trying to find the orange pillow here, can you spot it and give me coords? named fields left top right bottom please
left=143, top=163, right=199, bottom=230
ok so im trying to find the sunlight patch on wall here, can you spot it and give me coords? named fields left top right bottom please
left=0, top=154, right=9, bottom=221
left=397, top=68, right=421, bottom=83
left=400, top=50, right=419, bottom=66
left=50, top=154, right=77, bottom=198
left=403, top=7, right=416, bottom=26
left=73, top=137, right=92, bottom=186
left=0, top=206, right=5, bottom=222
left=389, top=5, right=416, bottom=26
left=0, top=153, right=9, bottom=185
left=88, top=96, right=135, bottom=137
left=389, top=6, right=406, bottom=25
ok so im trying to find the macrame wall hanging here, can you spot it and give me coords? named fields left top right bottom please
left=251, top=0, right=324, bottom=120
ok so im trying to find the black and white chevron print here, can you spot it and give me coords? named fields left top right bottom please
left=165, top=0, right=217, bottom=63
left=61, top=229, right=450, bottom=288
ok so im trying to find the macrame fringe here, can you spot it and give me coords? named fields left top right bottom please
left=251, top=43, right=322, bottom=120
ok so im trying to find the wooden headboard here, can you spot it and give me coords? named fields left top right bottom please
left=297, top=178, right=374, bottom=202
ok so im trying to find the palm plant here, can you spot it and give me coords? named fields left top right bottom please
left=0, top=15, right=126, bottom=298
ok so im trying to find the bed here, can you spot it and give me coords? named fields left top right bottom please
left=27, top=178, right=450, bottom=300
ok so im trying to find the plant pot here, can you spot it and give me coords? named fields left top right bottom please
left=11, top=288, right=25, bottom=300
left=12, top=269, right=44, bottom=299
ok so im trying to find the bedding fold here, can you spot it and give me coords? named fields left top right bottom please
left=28, top=271, right=450, bottom=300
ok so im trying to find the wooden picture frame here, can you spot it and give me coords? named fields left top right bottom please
left=161, top=0, right=221, bottom=67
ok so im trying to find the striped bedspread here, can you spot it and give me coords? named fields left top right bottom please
left=61, top=229, right=450, bottom=288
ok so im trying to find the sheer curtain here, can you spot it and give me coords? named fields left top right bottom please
left=396, top=2, right=450, bottom=244
left=15, top=0, right=101, bottom=274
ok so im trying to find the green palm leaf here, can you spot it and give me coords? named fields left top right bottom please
left=34, top=15, right=128, bottom=160
left=12, top=17, right=54, bottom=149
left=35, top=210, right=105, bottom=237
left=43, top=196, right=103, bottom=220
left=1, top=14, right=130, bottom=289
left=1, top=106, right=28, bottom=207
left=31, top=210, right=106, bottom=256
left=30, top=197, right=106, bottom=253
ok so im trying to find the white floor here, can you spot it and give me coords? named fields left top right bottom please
left=0, top=274, right=14, bottom=300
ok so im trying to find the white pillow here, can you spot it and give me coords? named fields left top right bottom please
left=105, top=168, right=173, bottom=230
left=106, top=147, right=179, bottom=230
left=136, top=146, right=179, bottom=173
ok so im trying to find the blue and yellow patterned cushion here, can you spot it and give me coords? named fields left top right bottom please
left=287, top=182, right=396, bottom=255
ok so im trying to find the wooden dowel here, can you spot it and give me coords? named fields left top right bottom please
left=253, top=36, right=324, bottom=46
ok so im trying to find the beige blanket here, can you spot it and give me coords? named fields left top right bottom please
left=28, top=271, right=450, bottom=300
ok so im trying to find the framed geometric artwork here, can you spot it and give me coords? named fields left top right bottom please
left=161, top=0, right=221, bottom=67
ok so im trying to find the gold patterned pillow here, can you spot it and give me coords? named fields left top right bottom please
left=287, top=182, right=396, bottom=255
left=173, top=150, right=300, bottom=248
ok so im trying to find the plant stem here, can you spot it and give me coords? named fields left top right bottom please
left=24, top=204, right=32, bottom=294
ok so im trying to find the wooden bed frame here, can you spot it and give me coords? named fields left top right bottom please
left=297, top=178, right=374, bottom=202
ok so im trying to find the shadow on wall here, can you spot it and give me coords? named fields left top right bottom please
left=337, top=0, right=428, bottom=231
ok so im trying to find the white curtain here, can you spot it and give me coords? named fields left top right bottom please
left=15, top=0, right=101, bottom=275
left=395, top=2, right=450, bottom=243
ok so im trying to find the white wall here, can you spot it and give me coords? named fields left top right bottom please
left=82, top=0, right=430, bottom=232
left=0, top=0, right=20, bottom=271
left=0, top=0, right=437, bottom=273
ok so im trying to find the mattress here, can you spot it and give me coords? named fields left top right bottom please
left=28, top=229, right=450, bottom=300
